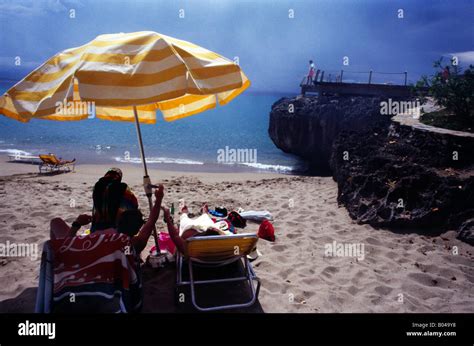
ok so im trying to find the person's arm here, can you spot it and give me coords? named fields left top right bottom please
left=69, top=214, right=92, bottom=237
left=162, top=207, right=185, bottom=254
left=132, top=185, right=164, bottom=253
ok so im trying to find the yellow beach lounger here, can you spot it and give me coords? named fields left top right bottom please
left=39, top=154, right=76, bottom=173
left=176, top=233, right=261, bottom=311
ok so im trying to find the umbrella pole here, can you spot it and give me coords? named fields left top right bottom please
left=133, top=106, right=160, bottom=254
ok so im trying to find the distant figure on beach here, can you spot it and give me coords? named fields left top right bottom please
left=442, top=66, right=450, bottom=82
left=50, top=184, right=164, bottom=255
left=306, top=60, right=315, bottom=85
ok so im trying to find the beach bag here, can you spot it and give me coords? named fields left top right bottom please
left=158, top=232, right=176, bottom=254
left=227, top=211, right=247, bottom=228
left=258, top=220, right=275, bottom=242
left=209, top=210, right=225, bottom=218
left=216, top=207, right=228, bottom=216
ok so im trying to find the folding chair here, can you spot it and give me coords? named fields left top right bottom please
left=176, top=233, right=261, bottom=312
left=35, top=233, right=142, bottom=313
left=39, top=154, right=75, bottom=173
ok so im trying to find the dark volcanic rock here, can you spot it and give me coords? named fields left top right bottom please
left=268, top=94, right=474, bottom=244
left=268, top=95, right=391, bottom=173
left=330, top=121, right=474, bottom=232
left=457, top=219, right=474, bottom=245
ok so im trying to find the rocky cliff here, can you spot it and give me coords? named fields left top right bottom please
left=268, top=95, right=391, bottom=173
left=330, top=120, right=474, bottom=244
left=269, top=95, right=474, bottom=244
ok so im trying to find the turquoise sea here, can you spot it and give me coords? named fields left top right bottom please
left=0, top=80, right=305, bottom=173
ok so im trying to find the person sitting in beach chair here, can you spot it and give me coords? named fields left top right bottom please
left=36, top=231, right=143, bottom=313
left=39, top=153, right=76, bottom=173
left=162, top=203, right=261, bottom=311
left=90, top=168, right=138, bottom=232
left=43, top=184, right=164, bottom=313
left=49, top=167, right=130, bottom=238
left=50, top=185, right=164, bottom=255
left=162, top=204, right=231, bottom=254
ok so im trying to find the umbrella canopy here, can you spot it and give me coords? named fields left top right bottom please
left=0, top=31, right=250, bottom=123
left=0, top=31, right=250, bottom=254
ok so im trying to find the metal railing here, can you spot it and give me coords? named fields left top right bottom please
left=301, top=69, right=409, bottom=86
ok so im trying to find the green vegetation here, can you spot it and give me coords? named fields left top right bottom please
left=420, top=109, right=473, bottom=133
left=416, top=58, right=474, bottom=132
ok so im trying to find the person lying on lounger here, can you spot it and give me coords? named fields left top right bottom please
left=50, top=184, right=164, bottom=255
left=162, top=203, right=230, bottom=254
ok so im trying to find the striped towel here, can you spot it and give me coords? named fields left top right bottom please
left=49, top=233, right=142, bottom=313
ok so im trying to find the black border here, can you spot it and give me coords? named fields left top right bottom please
left=0, top=313, right=472, bottom=345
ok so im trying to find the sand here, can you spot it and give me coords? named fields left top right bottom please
left=0, top=157, right=473, bottom=313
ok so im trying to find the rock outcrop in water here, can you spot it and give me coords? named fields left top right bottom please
left=268, top=95, right=391, bottom=173
left=269, top=95, right=474, bottom=244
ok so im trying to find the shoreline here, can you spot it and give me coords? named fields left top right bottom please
left=0, top=156, right=287, bottom=183
left=0, top=151, right=304, bottom=176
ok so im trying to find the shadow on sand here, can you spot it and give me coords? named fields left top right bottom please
left=142, top=260, right=264, bottom=313
left=0, top=261, right=264, bottom=313
left=0, top=287, right=37, bottom=313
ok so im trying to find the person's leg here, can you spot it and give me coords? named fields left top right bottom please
left=50, top=218, right=71, bottom=240
left=179, top=213, right=192, bottom=235
left=201, top=203, right=209, bottom=214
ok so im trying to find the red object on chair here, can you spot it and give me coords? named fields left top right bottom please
left=258, top=220, right=275, bottom=242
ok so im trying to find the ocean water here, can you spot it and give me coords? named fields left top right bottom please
left=0, top=80, right=305, bottom=173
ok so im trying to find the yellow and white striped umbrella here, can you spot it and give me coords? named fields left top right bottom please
left=0, top=31, right=250, bottom=123
left=0, top=31, right=250, bottom=251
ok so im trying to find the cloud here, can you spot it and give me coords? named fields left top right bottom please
left=445, top=51, right=474, bottom=66
left=0, top=0, right=82, bottom=18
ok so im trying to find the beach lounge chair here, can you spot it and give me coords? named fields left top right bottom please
left=176, top=233, right=261, bottom=312
left=35, top=233, right=142, bottom=313
left=39, top=154, right=75, bottom=173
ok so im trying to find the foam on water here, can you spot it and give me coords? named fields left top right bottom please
left=0, top=149, right=33, bottom=156
left=114, top=155, right=296, bottom=172
left=238, top=162, right=294, bottom=172
left=114, top=156, right=204, bottom=165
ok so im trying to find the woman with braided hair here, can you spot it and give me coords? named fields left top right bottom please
left=49, top=168, right=163, bottom=254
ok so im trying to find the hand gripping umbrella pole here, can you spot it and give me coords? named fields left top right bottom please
left=133, top=106, right=160, bottom=254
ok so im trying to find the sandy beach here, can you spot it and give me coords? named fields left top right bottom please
left=0, top=156, right=472, bottom=313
